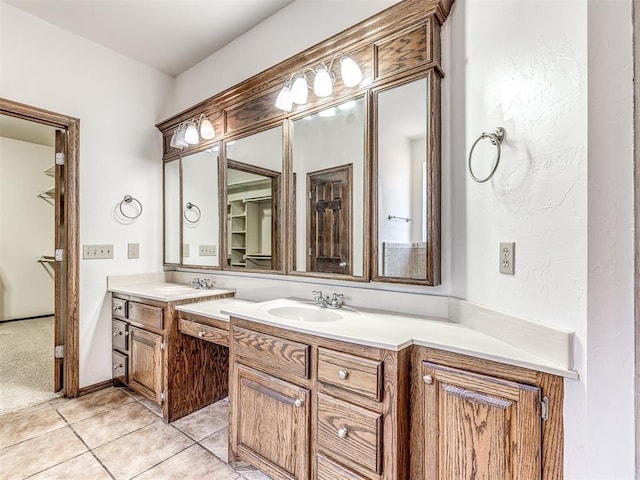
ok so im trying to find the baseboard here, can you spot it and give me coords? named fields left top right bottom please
left=78, top=379, right=114, bottom=397
left=0, top=314, right=55, bottom=323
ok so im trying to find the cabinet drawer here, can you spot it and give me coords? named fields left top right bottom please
left=318, top=348, right=382, bottom=401
left=128, top=302, right=163, bottom=330
left=317, top=454, right=367, bottom=480
left=233, top=326, right=310, bottom=379
left=112, top=298, right=127, bottom=318
left=180, top=318, right=228, bottom=347
left=112, top=319, right=129, bottom=352
left=317, top=393, right=382, bottom=476
left=112, top=350, right=128, bottom=384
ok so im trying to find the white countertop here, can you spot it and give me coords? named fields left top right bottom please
left=216, top=298, right=578, bottom=379
left=108, top=282, right=235, bottom=303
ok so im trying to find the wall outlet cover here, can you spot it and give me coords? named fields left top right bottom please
left=183, top=243, right=190, bottom=258
left=127, top=243, right=140, bottom=259
left=83, top=244, right=114, bottom=259
left=499, top=242, right=515, bottom=274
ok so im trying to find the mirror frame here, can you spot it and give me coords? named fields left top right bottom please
left=157, top=0, right=454, bottom=285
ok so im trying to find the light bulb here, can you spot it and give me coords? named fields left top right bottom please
left=291, top=74, right=308, bottom=105
left=169, top=131, right=180, bottom=149
left=338, top=100, right=357, bottom=111
left=199, top=117, right=215, bottom=139
left=275, top=81, right=293, bottom=111
left=174, top=126, right=188, bottom=148
left=184, top=121, right=199, bottom=145
left=313, top=64, right=333, bottom=97
left=340, top=55, right=363, bottom=88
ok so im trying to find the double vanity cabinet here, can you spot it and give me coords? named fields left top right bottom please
left=109, top=284, right=568, bottom=479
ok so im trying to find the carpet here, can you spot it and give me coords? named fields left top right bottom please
left=0, top=316, right=61, bottom=416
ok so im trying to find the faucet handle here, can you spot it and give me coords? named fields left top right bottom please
left=312, top=290, right=323, bottom=298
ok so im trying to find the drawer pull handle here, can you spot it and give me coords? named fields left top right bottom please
left=294, top=398, right=304, bottom=408
left=338, top=369, right=349, bottom=380
left=114, top=305, right=123, bottom=311
left=423, top=375, right=433, bottom=385
left=113, top=331, right=121, bottom=337
left=113, top=363, right=123, bottom=369
left=198, top=331, right=205, bottom=338
left=337, top=427, right=348, bottom=439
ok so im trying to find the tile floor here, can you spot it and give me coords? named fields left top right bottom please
left=0, top=387, right=272, bottom=480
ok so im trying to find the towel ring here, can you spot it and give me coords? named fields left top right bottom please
left=119, top=195, right=143, bottom=219
left=468, top=127, right=505, bottom=183
left=183, top=202, right=201, bottom=224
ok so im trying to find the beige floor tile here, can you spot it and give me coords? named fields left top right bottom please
left=0, top=402, right=50, bottom=423
left=0, top=426, right=87, bottom=480
left=71, top=401, right=158, bottom=449
left=29, top=452, right=112, bottom=480
left=0, top=404, right=66, bottom=449
left=172, top=399, right=228, bottom=441
left=93, top=420, right=193, bottom=480
left=200, top=426, right=229, bottom=463
left=137, top=397, right=163, bottom=417
left=241, top=470, right=273, bottom=480
left=135, top=444, right=240, bottom=480
left=56, top=387, right=134, bottom=423
left=120, top=386, right=146, bottom=402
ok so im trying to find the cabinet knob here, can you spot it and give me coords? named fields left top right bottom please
left=338, top=369, right=349, bottom=380
left=337, top=427, right=348, bottom=439
left=294, top=398, right=304, bottom=408
left=113, top=331, right=120, bottom=337
left=198, top=331, right=205, bottom=338
left=114, top=305, right=123, bottom=311
left=423, top=375, right=433, bottom=385
left=113, top=363, right=123, bottom=370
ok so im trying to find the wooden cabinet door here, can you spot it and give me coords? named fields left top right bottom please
left=129, top=326, right=164, bottom=405
left=232, top=363, right=310, bottom=480
left=421, top=361, right=541, bottom=480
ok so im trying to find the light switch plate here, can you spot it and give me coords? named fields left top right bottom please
left=199, top=244, right=217, bottom=256
left=183, top=243, right=190, bottom=258
left=500, top=242, right=515, bottom=274
left=127, top=243, right=140, bottom=259
left=83, top=244, right=114, bottom=259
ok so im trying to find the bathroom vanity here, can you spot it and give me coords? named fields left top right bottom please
left=109, top=281, right=234, bottom=422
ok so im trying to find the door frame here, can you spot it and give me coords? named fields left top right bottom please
left=0, top=97, right=80, bottom=398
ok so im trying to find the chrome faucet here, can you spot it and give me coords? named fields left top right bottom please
left=312, top=291, right=344, bottom=309
left=191, top=278, right=213, bottom=290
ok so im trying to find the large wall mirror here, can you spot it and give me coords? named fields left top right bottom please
left=164, top=159, right=180, bottom=265
left=159, top=0, right=451, bottom=285
left=375, top=78, right=429, bottom=281
left=182, top=147, right=220, bottom=267
left=291, top=97, right=366, bottom=278
left=225, top=126, right=283, bottom=271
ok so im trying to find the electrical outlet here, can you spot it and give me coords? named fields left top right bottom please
left=199, top=244, right=217, bottom=256
left=499, top=242, right=515, bottom=274
left=83, top=244, right=114, bottom=259
left=127, top=243, right=140, bottom=259
left=183, top=243, right=190, bottom=258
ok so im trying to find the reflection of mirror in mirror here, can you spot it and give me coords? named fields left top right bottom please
left=164, top=159, right=180, bottom=264
left=292, top=97, right=365, bottom=277
left=183, top=147, right=220, bottom=267
left=377, top=78, right=428, bottom=279
left=226, top=126, right=282, bottom=271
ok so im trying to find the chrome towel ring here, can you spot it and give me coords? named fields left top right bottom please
left=468, top=127, right=505, bottom=183
left=119, top=195, right=143, bottom=219
left=184, top=202, right=201, bottom=224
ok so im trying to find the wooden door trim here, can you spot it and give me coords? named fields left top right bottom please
left=0, top=97, right=80, bottom=398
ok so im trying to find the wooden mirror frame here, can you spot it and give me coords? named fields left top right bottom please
left=156, top=0, right=454, bottom=285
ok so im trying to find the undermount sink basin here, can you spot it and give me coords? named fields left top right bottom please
left=267, top=305, right=342, bottom=323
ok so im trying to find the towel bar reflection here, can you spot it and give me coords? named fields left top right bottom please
left=388, top=215, right=411, bottom=222
left=468, top=127, right=505, bottom=183
left=119, top=195, right=143, bottom=219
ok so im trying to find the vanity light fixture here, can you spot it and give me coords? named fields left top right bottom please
left=169, top=114, right=216, bottom=149
left=275, top=52, right=363, bottom=111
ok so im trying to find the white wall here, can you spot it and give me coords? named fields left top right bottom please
left=0, top=2, right=174, bottom=387
left=0, top=137, right=55, bottom=320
